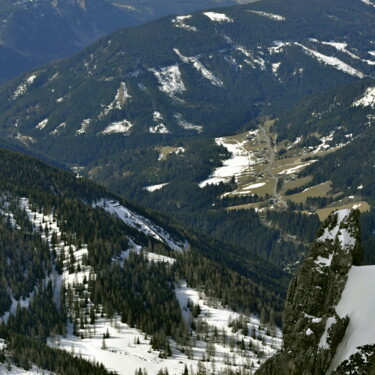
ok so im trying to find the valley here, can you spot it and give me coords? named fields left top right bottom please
left=205, top=120, right=371, bottom=220
left=0, top=0, right=374, bottom=373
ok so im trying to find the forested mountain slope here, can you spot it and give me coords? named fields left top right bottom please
left=0, top=0, right=246, bottom=82
left=0, top=147, right=288, bottom=374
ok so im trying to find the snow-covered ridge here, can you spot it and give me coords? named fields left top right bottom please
left=352, top=86, right=375, bottom=108
left=172, top=15, right=197, bottom=32
left=203, top=12, right=233, bottom=23
left=94, top=198, right=186, bottom=252
left=248, top=10, right=286, bottom=21
left=151, top=65, right=186, bottom=98
left=174, top=48, right=224, bottom=87
left=12, top=74, right=37, bottom=100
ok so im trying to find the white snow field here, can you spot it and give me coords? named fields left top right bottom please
left=328, top=265, right=375, bottom=372
left=0, top=195, right=284, bottom=375
left=199, top=133, right=258, bottom=188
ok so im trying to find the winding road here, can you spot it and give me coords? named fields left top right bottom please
left=259, top=125, right=287, bottom=208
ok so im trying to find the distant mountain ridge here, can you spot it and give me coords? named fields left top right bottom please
left=0, top=0, right=244, bottom=82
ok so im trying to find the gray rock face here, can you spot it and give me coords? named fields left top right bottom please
left=257, top=209, right=362, bottom=375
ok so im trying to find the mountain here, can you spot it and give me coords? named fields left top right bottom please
left=0, top=147, right=288, bottom=374
left=257, top=208, right=375, bottom=374
left=0, top=0, right=374, bottom=272
left=0, top=0, right=246, bottom=82
left=0, top=0, right=140, bottom=82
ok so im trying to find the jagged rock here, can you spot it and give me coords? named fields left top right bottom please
left=256, top=209, right=362, bottom=375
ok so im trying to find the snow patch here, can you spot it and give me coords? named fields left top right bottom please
left=315, top=254, right=334, bottom=267
left=248, top=10, right=285, bottom=21
left=278, top=160, right=316, bottom=175
left=352, top=86, right=375, bottom=108
left=272, top=62, right=281, bottom=74
left=203, top=12, right=233, bottom=22
left=151, top=65, right=186, bottom=98
left=174, top=113, right=203, bottom=133
left=149, top=111, right=169, bottom=134
left=243, top=182, right=266, bottom=190
left=36, top=118, right=48, bottom=130
left=50, top=122, right=66, bottom=135
left=317, top=209, right=356, bottom=250
left=237, top=46, right=266, bottom=70
left=76, top=119, right=92, bottom=135
left=144, top=183, right=169, bottom=192
left=296, top=43, right=365, bottom=78
left=172, top=15, right=197, bottom=32
left=328, top=265, right=375, bottom=372
left=174, top=48, right=224, bottom=87
left=12, top=74, right=37, bottom=100
left=306, top=328, right=314, bottom=336
left=94, top=199, right=186, bottom=252
left=199, top=133, right=258, bottom=187
left=99, top=82, right=131, bottom=119
left=319, top=316, right=337, bottom=349
left=102, top=120, right=133, bottom=135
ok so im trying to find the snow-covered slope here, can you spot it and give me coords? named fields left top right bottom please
left=94, top=198, right=187, bottom=252
left=328, top=266, right=375, bottom=372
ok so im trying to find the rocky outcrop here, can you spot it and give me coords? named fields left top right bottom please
left=256, top=209, right=362, bottom=375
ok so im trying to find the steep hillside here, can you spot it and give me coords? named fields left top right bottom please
left=256, top=209, right=375, bottom=374
left=0, top=147, right=288, bottom=374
